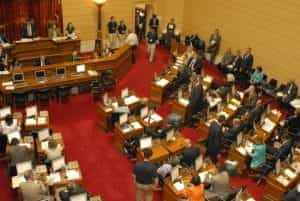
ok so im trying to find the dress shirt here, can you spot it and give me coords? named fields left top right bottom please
left=45, top=145, right=63, bottom=161
left=157, top=164, right=172, bottom=178
left=125, top=33, right=138, bottom=46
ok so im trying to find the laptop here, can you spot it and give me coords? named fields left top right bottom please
left=13, top=73, right=24, bottom=83
left=35, top=70, right=46, bottom=82
left=56, top=67, right=66, bottom=79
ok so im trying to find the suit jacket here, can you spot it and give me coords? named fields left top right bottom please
left=20, top=181, right=48, bottom=201
left=187, top=56, right=203, bottom=73
left=206, top=121, right=223, bottom=154
left=284, top=82, right=298, bottom=102
left=249, top=105, right=264, bottom=124
left=7, top=145, right=31, bottom=166
left=241, top=53, right=254, bottom=72
left=283, top=187, right=300, bottom=201
left=180, top=146, right=200, bottom=167
left=0, top=33, right=8, bottom=43
left=222, top=52, right=234, bottom=66
left=48, top=27, right=61, bottom=38
left=205, top=171, right=232, bottom=199
left=233, top=55, right=243, bottom=72
left=21, top=23, right=37, bottom=38
left=207, top=34, right=221, bottom=53
left=149, top=18, right=159, bottom=28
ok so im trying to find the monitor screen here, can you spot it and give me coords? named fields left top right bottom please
left=35, top=70, right=45, bottom=78
left=56, top=67, right=66, bottom=75
left=7, top=130, right=21, bottom=143
left=119, top=113, right=128, bottom=125
left=26, top=105, right=38, bottom=117
left=0, top=106, right=11, bottom=119
left=52, top=156, right=66, bottom=172
left=195, top=155, right=203, bottom=171
left=70, top=193, right=88, bottom=201
left=38, top=128, right=50, bottom=141
left=171, top=166, right=179, bottom=182
left=275, top=159, right=281, bottom=175
left=76, top=64, right=86, bottom=73
left=140, top=107, right=149, bottom=119
left=139, top=137, right=152, bottom=150
left=166, top=129, right=175, bottom=142
left=13, top=73, right=24, bottom=82
left=237, top=132, right=243, bottom=146
left=16, top=161, right=32, bottom=175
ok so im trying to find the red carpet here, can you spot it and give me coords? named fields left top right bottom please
left=0, top=43, right=265, bottom=201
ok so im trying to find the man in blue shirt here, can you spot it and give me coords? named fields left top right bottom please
left=249, top=137, right=266, bottom=169
left=250, top=66, right=264, bottom=84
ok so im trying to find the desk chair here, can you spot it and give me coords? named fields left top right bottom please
left=100, top=70, right=116, bottom=90
left=36, top=89, right=51, bottom=106
left=57, top=86, right=70, bottom=103
left=13, top=92, right=27, bottom=108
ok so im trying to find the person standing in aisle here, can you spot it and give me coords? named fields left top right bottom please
left=107, top=16, right=118, bottom=49
left=146, top=28, right=158, bottom=63
left=149, top=14, right=159, bottom=33
left=118, top=20, right=127, bottom=47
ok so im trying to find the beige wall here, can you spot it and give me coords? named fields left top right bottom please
left=183, top=0, right=300, bottom=85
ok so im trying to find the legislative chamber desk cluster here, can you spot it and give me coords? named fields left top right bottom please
left=0, top=40, right=132, bottom=105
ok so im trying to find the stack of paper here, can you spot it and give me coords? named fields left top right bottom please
left=47, top=172, right=61, bottom=185
left=262, top=118, right=276, bottom=133
left=179, top=98, right=189, bottom=107
left=16, top=38, right=33, bottom=43
left=11, top=175, right=26, bottom=189
left=2, top=81, right=13, bottom=86
left=173, top=181, right=184, bottom=191
left=5, top=86, right=15, bottom=90
left=66, top=170, right=80, bottom=180
left=131, top=122, right=142, bottom=130
left=38, top=117, right=47, bottom=125
left=203, top=76, right=213, bottom=83
left=155, top=78, right=169, bottom=87
left=124, top=96, right=139, bottom=105
left=228, top=104, right=238, bottom=111
left=25, top=118, right=36, bottom=126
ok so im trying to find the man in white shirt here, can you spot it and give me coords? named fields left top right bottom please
left=125, top=30, right=139, bottom=64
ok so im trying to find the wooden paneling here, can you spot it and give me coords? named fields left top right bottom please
left=182, top=0, right=300, bottom=85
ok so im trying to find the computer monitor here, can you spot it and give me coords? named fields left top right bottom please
left=70, top=193, right=88, bottom=201
left=237, top=132, right=243, bottom=147
left=16, top=161, right=32, bottom=175
left=13, top=73, right=24, bottom=82
left=275, top=159, right=281, bottom=175
left=7, top=130, right=21, bottom=144
left=195, top=155, right=203, bottom=171
left=56, top=67, right=66, bottom=76
left=76, top=64, right=86, bottom=73
left=119, top=113, right=128, bottom=125
left=52, top=156, right=66, bottom=172
left=166, top=129, right=175, bottom=142
left=103, top=93, right=108, bottom=105
left=121, top=88, right=129, bottom=98
left=26, top=105, right=38, bottom=117
left=38, top=128, right=50, bottom=141
left=0, top=106, right=11, bottom=119
left=171, top=166, right=179, bottom=182
left=35, top=70, right=45, bottom=79
left=140, top=107, right=149, bottom=119
left=139, top=137, right=152, bottom=150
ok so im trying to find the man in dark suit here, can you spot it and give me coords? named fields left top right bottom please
left=282, top=81, right=298, bottom=103
left=241, top=48, right=254, bottom=74
left=186, top=51, right=203, bottom=74
left=232, top=50, right=243, bottom=74
left=149, top=14, right=159, bottom=32
left=180, top=140, right=200, bottom=167
left=223, top=118, right=243, bottom=141
left=59, top=182, right=87, bottom=201
left=206, top=29, right=221, bottom=63
left=21, top=19, right=37, bottom=38
left=107, top=16, right=118, bottom=49
left=283, top=184, right=300, bottom=201
left=206, top=115, right=226, bottom=163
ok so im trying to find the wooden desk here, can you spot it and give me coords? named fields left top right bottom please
left=113, top=122, right=144, bottom=153
left=140, top=113, right=164, bottom=128
left=10, top=38, right=80, bottom=67
left=172, top=99, right=188, bottom=122
left=97, top=103, right=113, bottom=131
left=136, top=145, right=169, bottom=163
left=162, top=136, right=186, bottom=155
left=24, top=116, right=49, bottom=131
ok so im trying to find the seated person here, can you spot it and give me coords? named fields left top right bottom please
left=205, top=163, right=233, bottom=200
left=179, top=175, right=205, bottom=201
left=180, top=139, right=200, bottom=167
left=223, top=118, right=243, bottom=141
left=157, top=163, right=173, bottom=186
left=286, top=112, right=300, bottom=135
left=59, top=182, right=87, bottom=201
left=283, top=183, right=300, bottom=201
left=21, top=18, right=37, bottom=38
left=65, top=22, right=77, bottom=39
left=6, top=138, right=32, bottom=177
left=20, top=170, right=53, bottom=201
left=218, top=48, right=235, bottom=73
left=1, top=115, right=19, bottom=135
left=48, top=22, right=61, bottom=38
left=0, top=25, right=8, bottom=44
left=45, top=139, right=63, bottom=161
left=32, top=55, right=50, bottom=66
left=250, top=66, right=264, bottom=84
left=231, top=50, right=243, bottom=74
left=243, top=85, right=258, bottom=108
left=277, top=81, right=298, bottom=103
left=248, top=137, right=266, bottom=169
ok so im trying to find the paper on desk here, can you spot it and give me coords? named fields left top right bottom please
left=228, top=104, right=238, bottom=111
left=12, top=175, right=26, bottom=189
left=284, top=169, right=297, bottom=179
left=262, top=118, right=276, bottom=133
left=236, top=147, right=247, bottom=156
left=47, top=172, right=61, bottom=184
left=122, top=126, right=132, bottom=133
left=1, top=43, right=10, bottom=47
left=2, top=81, right=13, bottom=86
left=41, top=141, right=49, bottom=150
left=151, top=113, right=162, bottom=122
left=131, top=121, right=142, bottom=130
left=209, top=97, right=222, bottom=108
left=16, top=38, right=33, bottom=43
left=179, top=98, right=189, bottom=107
left=124, top=95, right=139, bottom=105
left=25, top=118, right=36, bottom=125
left=66, top=170, right=80, bottom=180
left=5, top=86, right=15, bottom=90
left=52, top=36, right=67, bottom=41
left=276, top=175, right=289, bottom=186
left=155, top=78, right=169, bottom=87
left=19, top=143, right=31, bottom=149
left=88, top=70, right=98, bottom=76
left=173, top=181, right=184, bottom=191
left=35, top=165, right=47, bottom=174
left=218, top=111, right=229, bottom=119
left=38, top=116, right=47, bottom=125
left=203, top=76, right=213, bottom=83
left=0, top=70, right=9, bottom=75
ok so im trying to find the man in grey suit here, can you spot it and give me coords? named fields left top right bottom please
left=205, top=163, right=233, bottom=200
left=207, top=29, right=221, bottom=63
left=20, top=171, right=53, bottom=201
left=219, top=48, right=235, bottom=73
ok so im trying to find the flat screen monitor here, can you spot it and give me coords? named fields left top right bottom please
left=70, top=193, right=88, bottom=201
left=0, top=106, right=11, bottom=119
left=76, top=64, right=86, bottom=73
left=166, top=129, right=175, bottom=142
left=52, top=156, right=66, bottom=172
left=139, top=137, right=152, bottom=150
left=13, top=73, right=24, bottom=82
left=38, top=128, right=50, bottom=141
left=237, top=132, right=243, bottom=147
left=195, top=155, right=203, bottom=171
left=171, top=166, right=179, bottom=182
left=16, top=161, right=32, bottom=175
left=7, top=130, right=21, bottom=143
left=56, top=67, right=66, bottom=76
left=35, top=70, right=45, bottom=78
left=119, top=113, right=128, bottom=125
left=26, top=105, right=38, bottom=117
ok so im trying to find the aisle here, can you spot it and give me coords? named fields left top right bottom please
left=0, top=43, right=264, bottom=201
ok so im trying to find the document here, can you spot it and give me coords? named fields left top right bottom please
left=47, top=172, right=61, bottom=184
left=290, top=98, right=300, bottom=109
left=0, top=71, right=9, bottom=75
left=25, top=118, right=36, bottom=126
left=124, top=95, right=139, bottom=105
left=11, top=175, right=26, bottom=189
left=284, top=168, right=297, bottom=179
left=66, top=170, right=80, bottom=180
left=276, top=175, right=289, bottom=186
left=173, top=181, right=184, bottom=191
left=203, top=75, right=213, bottom=83
left=38, top=117, right=47, bottom=125
left=131, top=121, right=142, bottom=130
left=179, top=98, right=189, bottom=107
left=261, top=118, right=276, bottom=133
left=155, top=78, right=169, bottom=87
left=41, top=141, right=49, bottom=150
left=151, top=113, right=162, bottom=122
